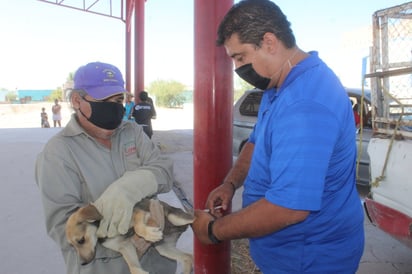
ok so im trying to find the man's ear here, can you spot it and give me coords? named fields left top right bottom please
left=262, top=32, right=279, bottom=54
left=71, top=92, right=82, bottom=109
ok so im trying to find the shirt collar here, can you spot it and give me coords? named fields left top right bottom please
left=266, top=51, right=321, bottom=102
left=62, top=113, right=127, bottom=137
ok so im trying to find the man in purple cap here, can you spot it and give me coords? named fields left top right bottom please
left=35, top=61, right=176, bottom=274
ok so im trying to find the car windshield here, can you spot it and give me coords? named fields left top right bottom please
left=239, top=91, right=263, bottom=116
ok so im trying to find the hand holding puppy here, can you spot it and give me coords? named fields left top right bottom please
left=93, top=169, right=158, bottom=238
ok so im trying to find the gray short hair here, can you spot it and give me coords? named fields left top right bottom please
left=66, top=89, right=87, bottom=110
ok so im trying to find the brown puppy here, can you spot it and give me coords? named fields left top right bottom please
left=65, top=198, right=194, bottom=274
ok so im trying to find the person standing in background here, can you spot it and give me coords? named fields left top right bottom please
left=132, top=91, right=157, bottom=138
left=123, top=92, right=135, bottom=121
left=353, top=103, right=361, bottom=128
left=40, top=107, right=50, bottom=128
left=144, top=91, right=157, bottom=119
left=52, top=99, right=62, bottom=127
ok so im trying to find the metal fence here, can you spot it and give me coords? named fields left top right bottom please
left=366, top=1, right=412, bottom=138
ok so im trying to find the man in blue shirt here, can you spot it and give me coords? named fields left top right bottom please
left=191, top=0, right=364, bottom=273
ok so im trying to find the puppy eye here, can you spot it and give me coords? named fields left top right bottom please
left=77, top=237, right=85, bottom=245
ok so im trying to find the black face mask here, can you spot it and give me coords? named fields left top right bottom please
left=79, top=98, right=124, bottom=130
left=235, top=63, right=271, bottom=90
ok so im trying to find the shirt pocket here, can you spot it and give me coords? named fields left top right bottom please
left=123, top=141, right=142, bottom=170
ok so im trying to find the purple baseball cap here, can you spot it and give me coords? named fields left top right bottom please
left=73, top=62, right=126, bottom=100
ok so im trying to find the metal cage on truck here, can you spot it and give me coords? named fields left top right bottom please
left=363, top=1, right=412, bottom=248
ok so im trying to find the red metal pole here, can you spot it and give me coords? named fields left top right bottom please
left=194, top=0, right=234, bottom=273
left=135, top=0, right=145, bottom=97
left=125, top=0, right=133, bottom=94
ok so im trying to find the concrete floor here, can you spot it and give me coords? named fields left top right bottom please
left=1, top=104, right=412, bottom=273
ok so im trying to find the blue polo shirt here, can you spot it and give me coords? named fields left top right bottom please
left=244, top=52, right=364, bottom=273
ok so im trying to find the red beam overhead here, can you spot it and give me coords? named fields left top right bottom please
left=37, top=0, right=126, bottom=22
left=126, top=0, right=135, bottom=31
left=37, top=0, right=145, bottom=98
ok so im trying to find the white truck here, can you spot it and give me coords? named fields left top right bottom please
left=363, top=1, right=412, bottom=248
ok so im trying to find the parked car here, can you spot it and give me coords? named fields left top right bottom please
left=232, top=87, right=372, bottom=186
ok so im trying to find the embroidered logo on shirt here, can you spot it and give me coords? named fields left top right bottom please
left=124, top=142, right=137, bottom=156
left=135, top=105, right=152, bottom=110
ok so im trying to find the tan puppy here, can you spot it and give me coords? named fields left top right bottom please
left=65, top=198, right=194, bottom=274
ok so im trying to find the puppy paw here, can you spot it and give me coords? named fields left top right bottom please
left=133, top=210, right=163, bottom=242
left=140, top=226, right=163, bottom=242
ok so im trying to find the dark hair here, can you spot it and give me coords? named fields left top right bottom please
left=139, top=91, right=148, bottom=101
left=216, top=0, right=296, bottom=48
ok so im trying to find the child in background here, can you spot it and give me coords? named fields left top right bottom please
left=41, top=107, right=50, bottom=128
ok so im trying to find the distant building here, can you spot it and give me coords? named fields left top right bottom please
left=0, top=90, right=7, bottom=102
left=17, top=89, right=53, bottom=103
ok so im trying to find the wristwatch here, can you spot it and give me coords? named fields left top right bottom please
left=208, top=220, right=222, bottom=244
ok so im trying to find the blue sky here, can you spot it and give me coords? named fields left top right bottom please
left=0, top=0, right=407, bottom=90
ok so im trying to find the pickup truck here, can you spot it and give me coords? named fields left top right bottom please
left=232, top=87, right=372, bottom=186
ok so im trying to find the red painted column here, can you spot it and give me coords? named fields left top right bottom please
left=194, top=0, right=234, bottom=273
left=135, top=0, right=145, bottom=97
left=125, top=0, right=133, bottom=94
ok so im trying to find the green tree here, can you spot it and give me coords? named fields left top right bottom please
left=62, top=72, right=75, bottom=101
left=147, top=80, right=186, bottom=108
left=234, top=75, right=254, bottom=102
left=5, top=91, right=17, bottom=102
left=67, top=72, right=74, bottom=81
left=49, top=87, right=63, bottom=102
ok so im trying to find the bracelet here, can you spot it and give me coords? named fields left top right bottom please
left=224, top=181, right=236, bottom=194
left=208, top=220, right=222, bottom=244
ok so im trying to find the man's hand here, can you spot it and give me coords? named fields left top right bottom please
left=204, top=182, right=235, bottom=217
left=191, top=210, right=216, bottom=244
left=204, top=142, right=253, bottom=216
left=93, top=170, right=158, bottom=238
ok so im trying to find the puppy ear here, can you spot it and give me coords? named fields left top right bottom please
left=167, top=212, right=195, bottom=226
left=79, top=204, right=103, bottom=222
left=166, top=206, right=195, bottom=226
left=149, top=199, right=165, bottom=230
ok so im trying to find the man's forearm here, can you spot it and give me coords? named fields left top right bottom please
left=223, top=142, right=254, bottom=189
left=212, top=198, right=309, bottom=240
